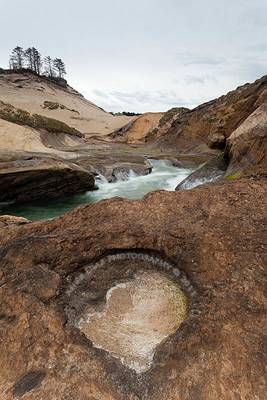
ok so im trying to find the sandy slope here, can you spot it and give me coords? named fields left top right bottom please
left=125, top=112, right=164, bottom=142
left=0, top=117, right=86, bottom=159
left=0, top=118, right=59, bottom=154
left=111, top=112, right=164, bottom=143
left=0, top=72, right=132, bottom=136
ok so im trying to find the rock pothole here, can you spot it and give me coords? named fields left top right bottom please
left=78, top=271, right=188, bottom=373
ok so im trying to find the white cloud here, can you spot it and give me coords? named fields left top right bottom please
left=0, top=0, right=266, bottom=112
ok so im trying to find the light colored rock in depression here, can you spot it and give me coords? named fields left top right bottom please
left=79, top=272, right=188, bottom=373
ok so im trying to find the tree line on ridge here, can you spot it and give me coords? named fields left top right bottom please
left=9, top=46, right=66, bottom=79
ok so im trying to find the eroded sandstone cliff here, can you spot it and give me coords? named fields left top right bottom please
left=150, top=75, right=267, bottom=154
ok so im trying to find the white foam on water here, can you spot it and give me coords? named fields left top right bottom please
left=86, top=159, right=192, bottom=202
left=0, top=159, right=193, bottom=220
left=96, top=173, right=108, bottom=184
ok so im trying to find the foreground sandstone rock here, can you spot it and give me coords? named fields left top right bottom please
left=0, top=178, right=266, bottom=399
left=0, top=215, right=30, bottom=227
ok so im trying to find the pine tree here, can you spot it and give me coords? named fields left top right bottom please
left=9, top=46, right=24, bottom=69
left=24, top=47, right=34, bottom=70
left=32, top=47, right=42, bottom=75
left=53, top=58, right=66, bottom=78
left=23, top=47, right=42, bottom=75
left=9, top=55, right=17, bottom=69
left=43, top=56, right=54, bottom=78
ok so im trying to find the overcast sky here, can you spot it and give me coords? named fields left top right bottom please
left=0, top=0, right=266, bottom=112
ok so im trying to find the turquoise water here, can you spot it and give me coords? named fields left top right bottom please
left=0, top=159, right=192, bottom=221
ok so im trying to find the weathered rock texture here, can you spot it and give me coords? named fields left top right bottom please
left=110, top=76, right=267, bottom=179
left=176, top=154, right=227, bottom=190
left=226, top=102, right=267, bottom=178
left=0, top=178, right=266, bottom=399
left=0, top=215, right=30, bottom=227
left=148, top=75, right=267, bottom=157
left=146, top=107, right=190, bottom=142
left=0, top=157, right=95, bottom=203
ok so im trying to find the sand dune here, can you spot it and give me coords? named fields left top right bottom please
left=0, top=72, right=133, bottom=136
left=0, top=118, right=62, bottom=154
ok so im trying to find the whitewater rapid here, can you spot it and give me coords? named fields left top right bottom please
left=0, top=159, right=193, bottom=220
left=90, top=159, right=192, bottom=201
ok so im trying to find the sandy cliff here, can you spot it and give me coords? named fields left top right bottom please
left=0, top=71, right=133, bottom=137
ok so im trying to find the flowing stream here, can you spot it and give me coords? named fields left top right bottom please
left=0, top=159, right=192, bottom=221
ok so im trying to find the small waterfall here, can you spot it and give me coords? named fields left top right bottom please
left=96, top=173, right=108, bottom=184
left=128, top=169, right=138, bottom=179
left=113, top=169, right=138, bottom=182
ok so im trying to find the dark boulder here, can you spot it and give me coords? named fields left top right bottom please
left=0, top=157, right=95, bottom=203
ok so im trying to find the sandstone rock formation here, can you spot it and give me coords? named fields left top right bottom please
left=109, top=75, right=267, bottom=182
left=110, top=112, right=164, bottom=143
left=148, top=75, right=267, bottom=157
left=0, top=157, right=95, bottom=203
left=0, top=178, right=265, bottom=399
left=0, top=117, right=83, bottom=156
left=145, top=107, right=189, bottom=142
left=0, top=215, right=30, bottom=227
left=1, top=71, right=266, bottom=203
left=225, top=102, right=267, bottom=178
